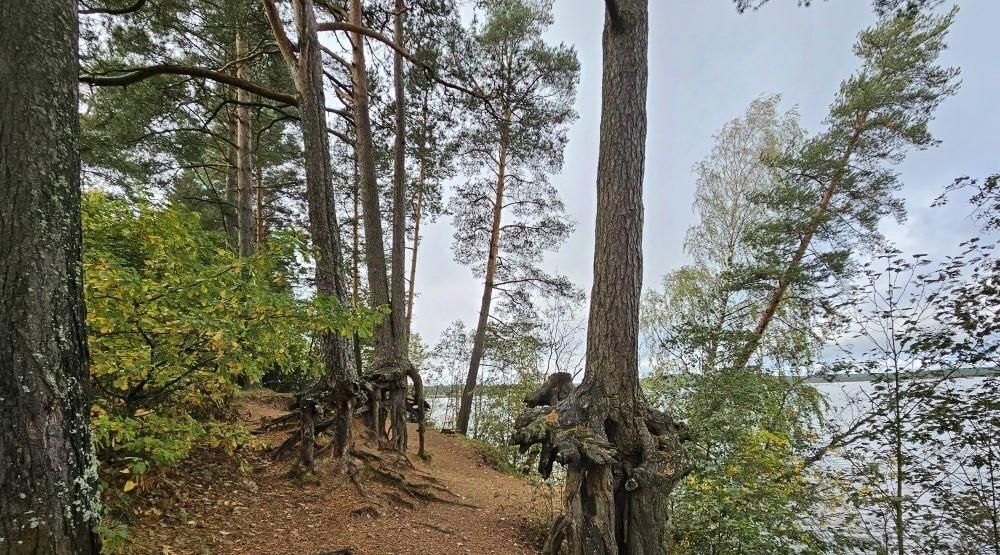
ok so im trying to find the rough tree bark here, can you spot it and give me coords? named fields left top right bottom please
left=456, top=111, right=510, bottom=436
left=349, top=0, right=393, bottom=357
left=0, top=0, right=102, bottom=551
left=236, top=31, right=256, bottom=259
left=390, top=0, right=427, bottom=458
left=264, top=0, right=358, bottom=460
left=512, top=2, right=688, bottom=553
left=349, top=0, right=411, bottom=452
left=390, top=0, right=408, bottom=367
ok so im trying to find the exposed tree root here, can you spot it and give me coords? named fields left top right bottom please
left=269, top=415, right=339, bottom=461
left=352, top=448, right=450, bottom=490
left=253, top=411, right=300, bottom=434
left=416, top=520, right=456, bottom=536
left=384, top=490, right=416, bottom=510
left=351, top=448, right=478, bottom=509
left=543, top=514, right=570, bottom=555
left=349, top=504, right=381, bottom=519
left=512, top=380, right=691, bottom=554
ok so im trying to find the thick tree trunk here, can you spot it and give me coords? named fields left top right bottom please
left=0, top=0, right=102, bottom=552
left=390, top=0, right=408, bottom=360
left=570, top=4, right=666, bottom=551
left=390, top=0, right=426, bottom=457
left=456, top=115, right=509, bottom=436
left=513, top=2, right=688, bottom=553
left=234, top=32, right=256, bottom=388
left=350, top=0, right=410, bottom=451
left=297, top=0, right=358, bottom=459
left=266, top=0, right=359, bottom=459
left=236, top=31, right=256, bottom=258
left=350, top=0, right=393, bottom=355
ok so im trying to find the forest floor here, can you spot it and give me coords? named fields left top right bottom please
left=122, top=392, right=556, bottom=554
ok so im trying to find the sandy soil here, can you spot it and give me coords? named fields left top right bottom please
left=124, top=397, right=554, bottom=555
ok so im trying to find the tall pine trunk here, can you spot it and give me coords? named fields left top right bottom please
left=236, top=31, right=256, bottom=259
left=732, top=112, right=868, bottom=371
left=513, top=3, right=688, bottom=552
left=265, top=0, right=358, bottom=460
left=0, top=0, right=101, bottom=551
left=456, top=114, right=509, bottom=436
left=225, top=111, right=239, bottom=245
left=296, top=0, right=358, bottom=459
left=351, top=157, right=365, bottom=378
left=390, top=0, right=408, bottom=361
left=348, top=0, right=411, bottom=451
left=350, top=0, right=392, bottom=356
left=405, top=156, right=426, bottom=335
left=390, top=0, right=426, bottom=457
left=404, top=100, right=429, bottom=338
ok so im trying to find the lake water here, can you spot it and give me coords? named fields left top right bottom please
left=427, top=376, right=993, bottom=467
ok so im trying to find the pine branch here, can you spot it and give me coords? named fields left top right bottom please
left=79, top=0, right=146, bottom=16
left=80, top=64, right=298, bottom=106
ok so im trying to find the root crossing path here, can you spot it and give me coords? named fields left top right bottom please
left=125, top=396, right=549, bottom=555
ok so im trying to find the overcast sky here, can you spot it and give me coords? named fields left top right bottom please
left=408, top=0, right=1000, bottom=349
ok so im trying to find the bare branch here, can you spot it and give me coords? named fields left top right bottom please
left=262, top=0, right=300, bottom=72
left=80, top=64, right=298, bottom=106
left=79, top=0, right=146, bottom=15
left=317, top=20, right=488, bottom=100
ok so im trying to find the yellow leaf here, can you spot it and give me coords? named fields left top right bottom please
left=123, top=480, right=137, bottom=492
left=210, top=330, right=225, bottom=350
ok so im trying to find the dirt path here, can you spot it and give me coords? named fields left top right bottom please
left=125, top=400, right=552, bottom=554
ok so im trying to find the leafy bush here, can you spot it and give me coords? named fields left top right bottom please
left=647, top=371, right=835, bottom=554
left=83, top=192, right=377, bottom=477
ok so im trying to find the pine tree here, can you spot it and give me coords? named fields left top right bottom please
left=513, top=2, right=689, bottom=552
left=453, top=0, right=580, bottom=435
left=0, top=0, right=101, bottom=550
left=732, top=8, right=960, bottom=370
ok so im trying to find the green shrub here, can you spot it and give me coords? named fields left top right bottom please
left=83, top=192, right=379, bottom=477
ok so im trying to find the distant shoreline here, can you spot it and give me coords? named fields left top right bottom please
left=800, top=367, right=1000, bottom=383
left=422, top=367, right=1000, bottom=397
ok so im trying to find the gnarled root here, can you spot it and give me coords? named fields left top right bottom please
left=351, top=448, right=477, bottom=509
left=512, top=386, right=690, bottom=554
